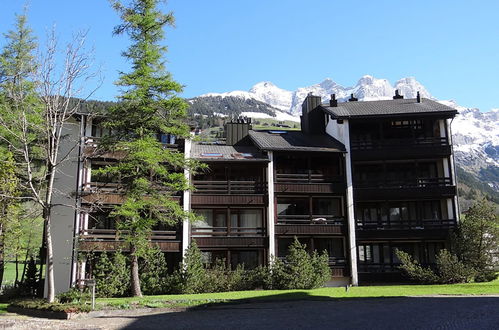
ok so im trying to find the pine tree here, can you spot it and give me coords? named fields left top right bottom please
left=102, top=0, right=200, bottom=297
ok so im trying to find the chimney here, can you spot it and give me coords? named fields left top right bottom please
left=301, top=93, right=324, bottom=134
left=329, top=94, right=338, bottom=107
left=416, top=91, right=421, bottom=103
left=225, top=117, right=252, bottom=146
left=348, top=93, right=358, bottom=102
left=393, top=89, right=404, bottom=99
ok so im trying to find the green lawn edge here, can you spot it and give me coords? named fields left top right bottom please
left=97, top=279, right=499, bottom=308
left=4, top=280, right=498, bottom=313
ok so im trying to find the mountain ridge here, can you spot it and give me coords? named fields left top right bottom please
left=190, top=75, right=498, bottom=195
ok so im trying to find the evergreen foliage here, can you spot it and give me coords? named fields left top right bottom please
left=102, top=0, right=201, bottom=297
left=453, top=199, right=499, bottom=281
left=181, top=241, right=207, bottom=294
left=93, top=251, right=130, bottom=297
left=396, top=249, right=475, bottom=284
left=269, top=238, right=331, bottom=290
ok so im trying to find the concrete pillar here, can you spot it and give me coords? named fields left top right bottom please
left=344, top=120, right=359, bottom=286
left=182, top=137, right=192, bottom=258
left=267, top=151, right=276, bottom=261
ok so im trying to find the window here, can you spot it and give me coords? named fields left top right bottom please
left=192, top=209, right=227, bottom=235
left=312, top=198, right=342, bottom=216
left=230, top=250, right=262, bottom=270
left=315, top=238, right=345, bottom=259
left=277, top=198, right=309, bottom=216
left=230, top=209, right=263, bottom=234
left=88, top=211, right=116, bottom=230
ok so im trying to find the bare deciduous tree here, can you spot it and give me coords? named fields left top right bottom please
left=0, top=26, right=99, bottom=302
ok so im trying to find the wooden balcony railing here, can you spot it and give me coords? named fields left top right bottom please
left=191, top=226, right=265, bottom=237
left=84, top=136, right=179, bottom=148
left=354, top=177, right=452, bottom=189
left=275, top=173, right=342, bottom=184
left=80, top=228, right=178, bottom=241
left=277, top=215, right=345, bottom=225
left=351, top=136, right=448, bottom=150
left=356, top=218, right=456, bottom=230
left=193, top=180, right=266, bottom=194
left=83, top=182, right=122, bottom=193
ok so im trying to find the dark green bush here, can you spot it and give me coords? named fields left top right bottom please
left=181, top=241, right=208, bottom=294
left=269, top=238, right=331, bottom=290
left=436, top=249, right=475, bottom=284
left=474, top=270, right=498, bottom=282
left=396, top=249, right=475, bottom=284
left=56, top=287, right=90, bottom=304
left=93, top=251, right=130, bottom=297
left=396, top=250, right=439, bottom=284
left=139, top=247, right=169, bottom=295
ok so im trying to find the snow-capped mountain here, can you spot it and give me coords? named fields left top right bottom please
left=192, top=75, right=498, bottom=192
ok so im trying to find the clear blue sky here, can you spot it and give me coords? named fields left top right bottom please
left=1, top=0, right=498, bottom=111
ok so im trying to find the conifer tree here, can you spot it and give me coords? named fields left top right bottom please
left=102, top=0, right=199, bottom=297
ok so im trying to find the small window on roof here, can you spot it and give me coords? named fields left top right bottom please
left=269, top=130, right=287, bottom=134
left=200, top=153, right=223, bottom=158
left=233, top=153, right=254, bottom=159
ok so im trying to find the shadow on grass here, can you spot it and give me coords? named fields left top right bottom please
left=99, top=293, right=499, bottom=330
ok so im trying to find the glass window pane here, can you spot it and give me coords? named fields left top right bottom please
left=312, top=198, right=341, bottom=216
left=277, top=198, right=309, bottom=215
left=315, top=238, right=344, bottom=258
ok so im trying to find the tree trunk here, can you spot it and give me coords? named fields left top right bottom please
left=15, top=254, right=19, bottom=287
left=0, top=222, right=4, bottom=287
left=45, top=214, right=55, bottom=302
left=130, top=244, right=142, bottom=297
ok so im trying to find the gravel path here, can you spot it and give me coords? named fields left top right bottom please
left=1, top=295, right=498, bottom=330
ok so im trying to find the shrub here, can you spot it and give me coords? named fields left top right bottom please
left=396, top=249, right=439, bottom=284
left=93, top=251, right=130, bottom=297
left=396, top=249, right=474, bottom=284
left=57, top=287, right=90, bottom=304
left=474, top=270, right=498, bottom=282
left=436, top=249, right=475, bottom=284
left=181, top=241, right=208, bottom=293
left=270, top=238, right=331, bottom=290
left=139, top=247, right=169, bottom=295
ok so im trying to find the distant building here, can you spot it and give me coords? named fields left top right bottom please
left=47, top=90, right=459, bottom=294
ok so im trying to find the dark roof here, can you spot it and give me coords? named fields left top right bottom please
left=321, top=98, right=458, bottom=119
left=191, top=143, right=268, bottom=162
left=249, top=130, right=345, bottom=153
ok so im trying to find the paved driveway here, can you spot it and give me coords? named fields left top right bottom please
left=2, top=296, right=498, bottom=329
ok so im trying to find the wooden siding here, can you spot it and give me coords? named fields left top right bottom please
left=193, top=237, right=267, bottom=248
left=191, top=194, right=265, bottom=205
left=275, top=224, right=344, bottom=235
left=331, top=267, right=348, bottom=277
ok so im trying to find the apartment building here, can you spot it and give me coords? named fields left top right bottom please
left=48, top=91, right=459, bottom=294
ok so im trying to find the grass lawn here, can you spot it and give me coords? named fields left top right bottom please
left=2, top=262, right=19, bottom=286
left=96, top=278, right=499, bottom=310
left=0, top=303, right=8, bottom=314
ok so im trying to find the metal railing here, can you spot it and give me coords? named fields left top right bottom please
left=354, top=177, right=452, bottom=189
left=277, top=215, right=345, bottom=225
left=80, top=228, right=178, bottom=241
left=275, top=173, right=342, bottom=184
left=193, top=180, right=266, bottom=194
left=351, top=136, right=448, bottom=150
left=356, top=218, right=456, bottom=230
left=191, top=226, right=265, bottom=236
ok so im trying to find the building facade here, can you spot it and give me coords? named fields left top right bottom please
left=48, top=91, right=459, bottom=294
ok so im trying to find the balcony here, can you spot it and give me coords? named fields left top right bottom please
left=355, top=177, right=452, bottom=189
left=83, top=136, right=180, bottom=159
left=275, top=216, right=345, bottom=235
left=192, top=180, right=266, bottom=194
left=78, top=228, right=181, bottom=251
left=274, top=173, right=345, bottom=194
left=350, top=137, right=451, bottom=160
left=354, top=177, right=456, bottom=200
left=356, top=218, right=456, bottom=231
left=191, top=226, right=265, bottom=237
